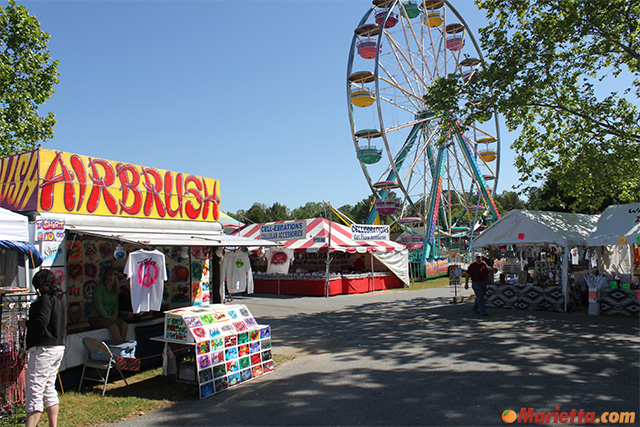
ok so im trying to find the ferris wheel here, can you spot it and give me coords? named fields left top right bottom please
left=347, top=0, right=501, bottom=263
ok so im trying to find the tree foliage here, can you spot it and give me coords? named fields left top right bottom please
left=229, top=191, right=525, bottom=226
left=0, top=0, right=59, bottom=156
left=494, top=190, right=526, bottom=213
left=423, top=0, right=640, bottom=213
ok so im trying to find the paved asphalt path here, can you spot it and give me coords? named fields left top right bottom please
left=106, top=286, right=639, bottom=426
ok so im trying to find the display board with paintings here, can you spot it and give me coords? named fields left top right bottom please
left=163, top=304, right=273, bottom=399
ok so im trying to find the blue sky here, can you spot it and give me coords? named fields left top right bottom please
left=15, top=0, right=521, bottom=214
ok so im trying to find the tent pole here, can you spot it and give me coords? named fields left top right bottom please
left=563, top=246, right=569, bottom=313
left=325, top=209, right=332, bottom=298
left=371, top=253, right=374, bottom=292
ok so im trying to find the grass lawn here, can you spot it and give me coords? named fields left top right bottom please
left=405, top=276, right=450, bottom=290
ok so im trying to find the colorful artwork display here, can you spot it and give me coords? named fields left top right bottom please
left=163, top=304, right=273, bottom=399
left=61, top=236, right=198, bottom=326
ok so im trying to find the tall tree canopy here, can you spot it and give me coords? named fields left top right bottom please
left=423, top=0, right=639, bottom=213
left=0, top=0, right=58, bottom=156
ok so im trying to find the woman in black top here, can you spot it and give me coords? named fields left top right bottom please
left=24, top=269, right=66, bottom=427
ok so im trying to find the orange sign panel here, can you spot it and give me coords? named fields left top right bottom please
left=0, top=148, right=220, bottom=222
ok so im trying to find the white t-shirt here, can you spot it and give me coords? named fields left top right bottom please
left=265, top=247, right=294, bottom=275
left=221, top=251, right=254, bottom=295
left=124, top=249, right=168, bottom=313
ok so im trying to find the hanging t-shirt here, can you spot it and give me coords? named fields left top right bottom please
left=265, top=247, right=294, bottom=275
left=221, top=250, right=254, bottom=295
left=124, top=249, right=168, bottom=313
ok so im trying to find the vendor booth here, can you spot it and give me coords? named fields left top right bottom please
left=0, top=148, right=276, bottom=371
left=231, top=218, right=409, bottom=296
left=470, top=210, right=599, bottom=312
left=586, top=203, right=640, bottom=317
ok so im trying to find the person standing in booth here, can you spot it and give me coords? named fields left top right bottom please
left=465, top=255, right=490, bottom=316
left=89, top=267, right=128, bottom=340
left=23, top=269, right=67, bottom=427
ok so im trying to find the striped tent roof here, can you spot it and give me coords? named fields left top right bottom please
left=231, top=218, right=406, bottom=253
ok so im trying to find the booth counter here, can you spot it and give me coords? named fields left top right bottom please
left=486, top=283, right=577, bottom=313
left=598, top=287, right=640, bottom=317
left=253, top=272, right=403, bottom=296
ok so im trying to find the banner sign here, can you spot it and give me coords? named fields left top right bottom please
left=0, top=148, right=220, bottom=222
left=351, top=224, right=390, bottom=241
left=35, top=218, right=66, bottom=242
left=260, top=220, right=306, bottom=241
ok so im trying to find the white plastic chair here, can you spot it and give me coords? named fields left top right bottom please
left=78, top=337, right=129, bottom=396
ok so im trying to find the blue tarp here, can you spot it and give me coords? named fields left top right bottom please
left=0, top=240, right=43, bottom=268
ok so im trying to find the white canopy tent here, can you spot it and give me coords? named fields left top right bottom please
left=62, top=213, right=275, bottom=248
left=470, top=210, right=600, bottom=311
left=587, top=203, right=640, bottom=247
left=470, top=210, right=599, bottom=249
left=587, top=203, right=640, bottom=276
left=0, top=207, right=29, bottom=241
left=0, top=207, right=31, bottom=287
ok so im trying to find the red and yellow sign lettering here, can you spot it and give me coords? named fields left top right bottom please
left=0, top=148, right=220, bottom=222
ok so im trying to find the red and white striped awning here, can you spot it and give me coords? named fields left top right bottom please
left=231, top=218, right=405, bottom=253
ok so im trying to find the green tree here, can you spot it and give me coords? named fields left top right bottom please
left=0, top=0, right=59, bottom=155
left=526, top=169, right=576, bottom=212
left=336, top=196, right=375, bottom=225
left=423, top=0, right=640, bottom=213
left=235, top=203, right=269, bottom=224
left=494, top=190, right=526, bottom=213
left=266, top=202, right=291, bottom=222
left=291, top=202, right=325, bottom=220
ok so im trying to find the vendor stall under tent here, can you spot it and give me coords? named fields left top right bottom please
left=586, top=203, right=640, bottom=316
left=470, top=210, right=600, bottom=312
left=231, top=218, right=409, bottom=296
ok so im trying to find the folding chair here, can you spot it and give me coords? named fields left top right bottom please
left=78, top=337, right=129, bottom=396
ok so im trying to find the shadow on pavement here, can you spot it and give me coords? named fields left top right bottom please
left=111, top=293, right=640, bottom=426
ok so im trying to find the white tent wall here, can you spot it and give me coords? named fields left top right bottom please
left=0, top=207, right=31, bottom=288
left=598, top=245, right=634, bottom=276
left=587, top=203, right=640, bottom=279
left=0, top=207, right=29, bottom=241
left=372, top=249, right=410, bottom=287
left=587, top=203, right=640, bottom=247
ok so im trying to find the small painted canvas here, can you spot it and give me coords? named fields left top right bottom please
left=225, top=347, right=238, bottom=360
left=237, top=332, right=249, bottom=344
left=197, top=354, right=211, bottom=369
left=228, top=372, right=241, bottom=386
left=214, top=377, right=228, bottom=392
left=200, top=381, right=214, bottom=398
left=239, top=369, right=252, bottom=382
left=198, top=368, right=213, bottom=383
left=213, top=364, right=227, bottom=379
left=211, top=338, right=224, bottom=351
